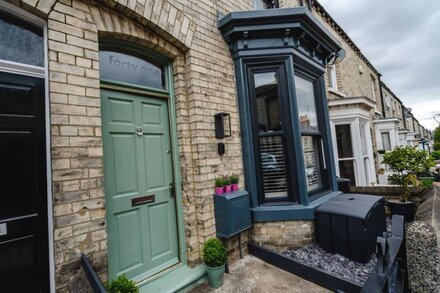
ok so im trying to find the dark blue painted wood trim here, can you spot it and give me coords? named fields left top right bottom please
left=317, top=74, right=339, bottom=191
left=220, top=8, right=342, bottom=222
left=251, top=191, right=341, bottom=221
left=287, top=57, right=309, bottom=206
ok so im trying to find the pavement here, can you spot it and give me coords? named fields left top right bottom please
left=189, top=255, right=329, bottom=293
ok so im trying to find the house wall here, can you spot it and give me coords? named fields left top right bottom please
left=381, top=83, right=404, bottom=129
left=251, top=220, right=314, bottom=252
left=5, top=0, right=430, bottom=291
left=300, top=4, right=382, bottom=185
left=7, top=0, right=258, bottom=290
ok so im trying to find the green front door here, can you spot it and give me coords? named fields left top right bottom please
left=101, top=89, right=179, bottom=282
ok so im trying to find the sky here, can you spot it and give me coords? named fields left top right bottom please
left=319, top=0, right=440, bottom=130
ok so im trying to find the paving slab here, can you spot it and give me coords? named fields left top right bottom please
left=189, top=255, right=329, bottom=293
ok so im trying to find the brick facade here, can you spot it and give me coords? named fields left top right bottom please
left=7, top=0, right=260, bottom=290
left=251, top=221, right=315, bottom=252
left=3, top=0, right=431, bottom=291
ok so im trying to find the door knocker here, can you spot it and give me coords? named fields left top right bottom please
left=136, top=125, right=143, bottom=136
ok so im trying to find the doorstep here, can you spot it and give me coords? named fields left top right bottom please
left=138, top=264, right=206, bottom=292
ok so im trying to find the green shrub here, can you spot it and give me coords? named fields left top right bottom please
left=229, top=174, right=239, bottom=184
left=432, top=150, right=440, bottom=160
left=421, top=178, right=434, bottom=187
left=106, top=274, right=139, bottom=293
left=202, top=238, right=227, bottom=268
left=434, top=127, right=440, bottom=142
left=215, top=177, right=224, bottom=187
left=434, top=142, right=440, bottom=151
left=382, top=146, right=434, bottom=202
left=223, top=175, right=231, bottom=186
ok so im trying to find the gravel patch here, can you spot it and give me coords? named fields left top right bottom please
left=282, top=245, right=377, bottom=286
left=407, top=221, right=440, bottom=293
left=281, top=219, right=394, bottom=286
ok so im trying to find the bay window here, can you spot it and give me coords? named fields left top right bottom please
left=219, top=8, right=342, bottom=220
left=250, top=65, right=298, bottom=203
left=247, top=59, right=332, bottom=205
left=295, top=75, right=326, bottom=194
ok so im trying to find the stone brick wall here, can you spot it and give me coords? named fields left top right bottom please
left=381, top=84, right=404, bottom=128
left=251, top=221, right=315, bottom=252
left=9, top=0, right=256, bottom=290
left=5, top=0, right=410, bottom=291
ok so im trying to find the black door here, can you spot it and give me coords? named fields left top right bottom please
left=0, top=72, right=49, bottom=292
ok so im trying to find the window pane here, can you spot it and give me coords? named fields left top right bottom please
left=99, top=51, right=165, bottom=90
left=302, top=136, right=322, bottom=192
left=295, top=75, right=319, bottom=132
left=381, top=132, right=391, bottom=151
left=260, top=136, right=288, bottom=199
left=254, top=72, right=282, bottom=132
left=254, top=0, right=279, bottom=9
left=0, top=11, right=44, bottom=67
left=339, top=160, right=356, bottom=186
left=335, top=124, right=353, bottom=158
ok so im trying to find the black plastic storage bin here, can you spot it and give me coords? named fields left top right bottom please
left=213, top=190, right=251, bottom=238
left=316, top=194, right=386, bottom=263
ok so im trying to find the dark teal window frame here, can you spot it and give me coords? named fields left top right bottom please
left=219, top=8, right=343, bottom=221
left=246, top=58, right=300, bottom=204
left=238, top=53, right=339, bottom=221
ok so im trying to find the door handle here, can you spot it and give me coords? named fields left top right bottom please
left=132, top=194, right=155, bottom=206
left=136, top=125, right=143, bottom=136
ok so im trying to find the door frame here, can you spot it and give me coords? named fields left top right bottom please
left=0, top=1, right=55, bottom=292
left=99, top=40, right=188, bottom=279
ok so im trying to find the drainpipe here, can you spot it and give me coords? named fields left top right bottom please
left=378, top=74, right=386, bottom=118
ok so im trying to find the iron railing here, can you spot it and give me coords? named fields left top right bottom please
left=81, top=254, right=107, bottom=293
left=361, top=215, right=409, bottom=293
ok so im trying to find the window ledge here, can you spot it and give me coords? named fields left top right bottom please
left=251, top=191, right=342, bottom=222
left=327, top=88, right=346, bottom=98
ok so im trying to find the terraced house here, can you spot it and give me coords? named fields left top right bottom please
left=0, top=0, right=432, bottom=292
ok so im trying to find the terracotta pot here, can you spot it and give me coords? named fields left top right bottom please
left=215, top=187, right=224, bottom=195
left=224, top=185, right=232, bottom=193
left=231, top=184, right=239, bottom=192
left=387, top=200, right=416, bottom=222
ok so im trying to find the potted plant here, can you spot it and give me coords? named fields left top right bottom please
left=202, top=238, right=227, bottom=289
left=106, top=274, right=139, bottom=293
left=215, top=177, right=224, bottom=195
left=223, top=175, right=232, bottom=193
left=230, top=174, right=239, bottom=191
left=382, top=146, right=434, bottom=222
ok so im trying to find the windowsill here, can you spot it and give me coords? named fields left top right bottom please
left=251, top=190, right=342, bottom=222
left=327, top=88, right=346, bottom=98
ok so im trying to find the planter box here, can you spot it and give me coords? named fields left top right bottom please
left=213, top=190, right=251, bottom=238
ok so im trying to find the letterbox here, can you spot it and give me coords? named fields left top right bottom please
left=213, top=190, right=252, bottom=238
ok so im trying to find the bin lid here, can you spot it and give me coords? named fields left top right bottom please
left=316, top=193, right=384, bottom=220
